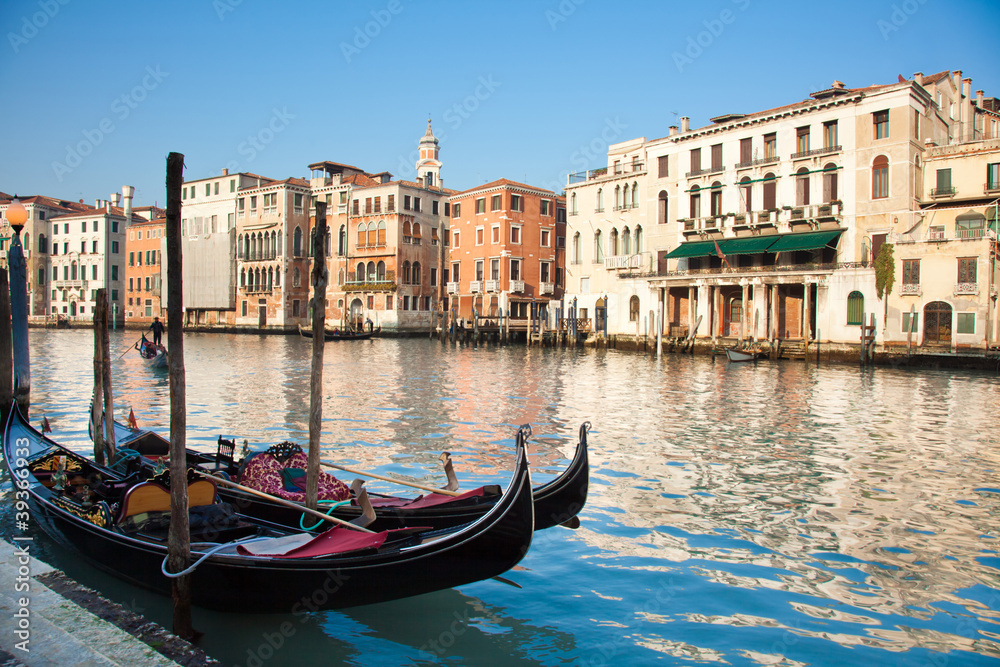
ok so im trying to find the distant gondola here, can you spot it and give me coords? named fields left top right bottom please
left=297, top=323, right=380, bottom=341
left=7, top=403, right=534, bottom=612
left=135, top=334, right=167, bottom=367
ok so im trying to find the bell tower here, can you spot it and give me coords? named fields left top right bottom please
left=415, top=118, right=442, bottom=189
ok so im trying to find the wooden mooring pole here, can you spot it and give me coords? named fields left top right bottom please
left=306, top=202, right=328, bottom=512
left=0, top=269, right=11, bottom=416
left=164, top=151, right=197, bottom=641
left=8, top=219, right=29, bottom=414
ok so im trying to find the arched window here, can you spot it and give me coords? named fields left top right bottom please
left=631, top=181, right=639, bottom=208
left=622, top=227, right=631, bottom=255
left=71, top=262, right=77, bottom=280
left=635, top=225, right=643, bottom=253
left=658, top=191, right=668, bottom=224
left=402, top=261, right=412, bottom=284
left=274, top=267, right=280, bottom=287
left=872, top=155, right=889, bottom=199
left=293, top=227, right=303, bottom=257
left=403, top=221, right=412, bottom=238
left=739, top=177, right=752, bottom=213
left=292, top=267, right=301, bottom=287
left=267, top=267, right=273, bottom=290
left=610, top=228, right=619, bottom=256
left=796, top=168, right=810, bottom=206
left=823, top=163, right=838, bottom=203
left=325, top=230, right=332, bottom=257
left=338, top=225, right=346, bottom=255
left=570, top=192, right=577, bottom=215
left=376, top=261, right=386, bottom=281
left=355, top=262, right=365, bottom=281
left=629, top=295, right=640, bottom=322
left=762, top=173, right=777, bottom=210
left=596, top=188, right=604, bottom=212
left=37, top=234, right=47, bottom=253
left=573, top=232, right=581, bottom=264
left=412, top=223, right=421, bottom=241
left=690, top=185, right=701, bottom=218
left=710, top=182, right=722, bottom=217
left=594, top=230, right=603, bottom=262
left=251, top=234, right=258, bottom=260
left=377, top=220, right=386, bottom=246
left=240, top=269, right=246, bottom=287
left=366, top=261, right=376, bottom=281
left=357, top=222, right=367, bottom=247
left=847, top=291, right=864, bottom=325
left=237, top=234, right=244, bottom=259
left=367, top=221, right=377, bottom=247
left=615, top=185, right=622, bottom=210
left=413, top=261, right=421, bottom=285
left=272, top=231, right=278, bottom=259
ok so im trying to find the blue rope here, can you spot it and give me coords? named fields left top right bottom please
left=300, top=499, right=353, bottom=531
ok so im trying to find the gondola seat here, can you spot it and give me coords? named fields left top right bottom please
left=117, top=479, right=217, bottom=525
left=239, top=449, right=350, bottom=502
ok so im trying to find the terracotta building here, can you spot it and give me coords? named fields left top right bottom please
left=125, top=215, right=166, bottom=324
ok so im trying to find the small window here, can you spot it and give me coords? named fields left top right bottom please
left=491, top=194, right=501, bottom=211
left=510, top=194, right=522, bottom=212
left=452, top=202, right=461, bottom=218
left=874, top=110, right=889, bottom=139
left=796, top=126, right=810, bottom=154
left=657, top=155, right=669, bottom=178
left=872, top=155, right=889, bottom=199
left=903, top=259, right=920, bottom=285
left=956, top=313, right=975, bottom=334
left=847, top=291, right=864, bottom=326
left=629, top=295, right=640, bottom=322
left=475, top=198, right=485, bottom=214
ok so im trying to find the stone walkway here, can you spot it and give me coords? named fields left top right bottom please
left=0, top=542, right=195, bottom=666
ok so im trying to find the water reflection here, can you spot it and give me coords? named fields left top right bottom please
left=2, top=330, right=999, bottom=665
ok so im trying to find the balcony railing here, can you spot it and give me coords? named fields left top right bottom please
left=604, top=253, right=647, bottom=270
left=986, top=183, right=1000, bottom=194
left=930, top=186, right=957, bottom=198
left=446, top=282, right=459, bottom=295
left=955, top=282, right=978, bottom=296
left=900, top=283, right=922, bottom=296
left=956, top=227, right=987, bottom=240
left=510, top=280, right=524, bottom=293
left=790, top=145, right=842, bottom=160
left=734, top=155, right=781, bottom=170
left=539, top=282, right=554, bottom=295
left=470, top=280, right=483, bottom=293
left=55, top=279, right=86, bottom=288
left=686, top=166, right=723, bottom=178
left=485, top=279, right=499, bottom=292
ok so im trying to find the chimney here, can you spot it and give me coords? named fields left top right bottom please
left=105, top=201, right=112, bottom=213
left=977, top=90, right=984, bottom=107
left=122, top=185, right=135, bottom=223
left=680, top=116, right=690, bottom=132
left=669, top=125, right=679, bottom=136
left=222, top=168, right=229, bottom=176
left=913, top=72, right=923, bottom=86
left=111, top=192, right=121, bottom=207
left=95, top=198, right=102, bottom=208
left=962, top=78, right=972, bottom=98
left=953, top=70, right=962, bottom=91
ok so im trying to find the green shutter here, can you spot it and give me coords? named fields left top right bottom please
left=847, top=291, right=864, bottom=326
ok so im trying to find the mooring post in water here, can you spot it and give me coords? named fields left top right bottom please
left=91, top=293, right=115, bottom=466
left=164, top=151, right=197, bottom=642
left=6, top=199, right=30, bottom=414
left=0, top=269, right=12, bottom=418
left=99, top=292, right=116, bottom=465
left=307, top=201, right=328, bottom=512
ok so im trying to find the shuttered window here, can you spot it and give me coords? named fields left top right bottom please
left=847, top=291, right=864, bottom=326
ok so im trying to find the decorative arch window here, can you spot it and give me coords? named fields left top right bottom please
left=402, top=261, right=412, bottom=284
left=366, top=261, right=376, bottom=281
left=739, top=177, right=752, bottom=213
left=377, top=220, right=386, bottom=246
left=629, top=295, right=640, bottom=322
left=658, top=191, right=668, bottom=224
left=338, top=269, right=344, bottom=285
left=403, top=220, right=412, bottom=238
left=635, top=225, right=643, bottom=253
left=376, top=261, right=386, bottom=281
left=622, top=227, right=631, bottom=255
left=237, top=234, right=244, bottom=259
left=412, top=261, right=421, bottom=285
left=615, top=185, right=622, bottom=210
left=367, top=221, right=377, bottom=247
left=355, top=262, right=365, bottom=281
left=594, top=230, right=603, bottom=262
left=596, top=188, right=604, bottom=212
left=710, top=182, right=722, bottom=217
left=872, top=155, right=889, bottom=199
left=690, top=185, right=701, bottom=218
left=762, top=173, right=777, bottom=210
left=570, top=192, right=577, bottom=215
left=412, top=223, right=421, bottom=240
left=609, top=228, right=619, bottom=256
left=822, top=163, right=838, bottom=203
left=274, top=267, right=280, bottom=287
left=325, top=230, right=332, bottom=257
left=70, top=262, right=77, bottom=280
left=292, top=267, right=301, bottom=287
left=293, top=226, right=303, bottom=257
left=847, top=291, right=864, bottom=325
left=267, top=267, right=274, bottom=290
left=250, top=234, right=258, bottom=260
left=338, top=225, right=346, bottom=255
left=240, top=269, right=246, bottom=287
left=796, top=168, right=810, bottom=206
left=631, top=181, right=639, bottom=208
left=357, top=222, right=367, bottom=247
left=573, top=232, right=581, bottom=263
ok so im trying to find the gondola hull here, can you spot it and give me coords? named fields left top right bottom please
left=7, top=404, right=534, bottom=612
left=297, top=324, right=380, bottom=341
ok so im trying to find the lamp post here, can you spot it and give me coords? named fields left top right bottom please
left=5, top=198, right=30, bottom=412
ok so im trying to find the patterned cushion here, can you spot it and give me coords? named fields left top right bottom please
left=239, top=452, right=349, bottom=501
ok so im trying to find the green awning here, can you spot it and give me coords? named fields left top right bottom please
left=665, top=240, right=720, bottom=258
left=719, top=235, right=779, bottom=255
left=767, top=230, right=842, bottom=252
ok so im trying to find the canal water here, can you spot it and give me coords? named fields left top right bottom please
left=2, top=329, right=1000, bottom=666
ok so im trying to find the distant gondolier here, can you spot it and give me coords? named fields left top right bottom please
left=149, top=316, right=165, bottom=346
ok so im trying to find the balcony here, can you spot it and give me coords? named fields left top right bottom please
left=986, top=182, right=1000, bottom=194
left=55, top=279, right=87, bottom=289
left=446, top=282, right=459, bottom=295
left=734, top=156, right=780, bottom=170
left=930, top=186, right=957, bottom=198
left=540, top=282, right=554, bottom=295
left=470, top=280, right=483, bottom=293
left=955, top=282, right=979, bottom=296
left=681, top=216, right=726, bottom=235
left=510, top=280, right=525, bottom=293
left=485, top=279, right=499, bottom=292
left=604, top=253, right=647, bottom=270
left=790, top=145, right=842, bottom=161
left=900, top=283, right=922, bottom=296
left=956, top=227, right=987, bottom=240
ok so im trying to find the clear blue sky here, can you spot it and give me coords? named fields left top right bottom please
left=2, top=0, right=999, bottom=206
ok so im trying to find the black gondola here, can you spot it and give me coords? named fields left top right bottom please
left=102, top=417, right=590, bottom=533
left=6, top=404, right=535, bottom=612
left=297, top=323, right=380, bottom=341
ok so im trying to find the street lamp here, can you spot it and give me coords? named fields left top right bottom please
left=5, top=198, right=28, bottom=236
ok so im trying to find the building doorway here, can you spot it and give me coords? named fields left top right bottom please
left=923, top=301, right=952, bottom=345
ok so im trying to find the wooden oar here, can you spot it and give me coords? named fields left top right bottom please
left=118, top=335, right=144, bottom=359
left=321, top=460, right=462, bottom=497
left=194, top=470, right=376, bottom=533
